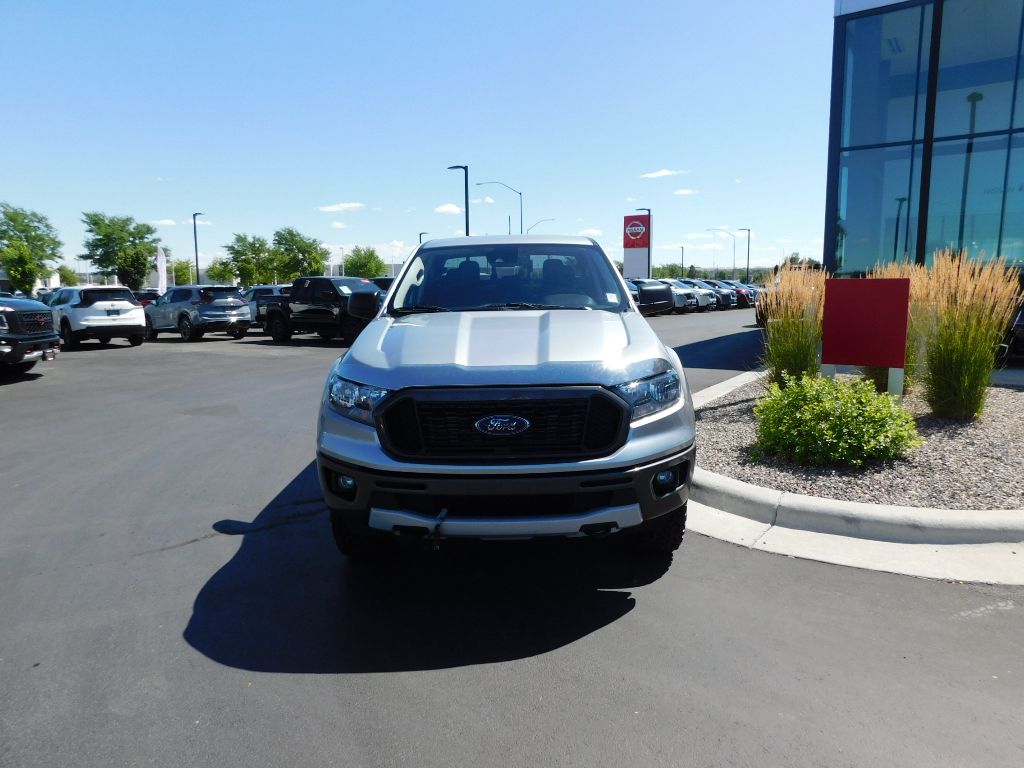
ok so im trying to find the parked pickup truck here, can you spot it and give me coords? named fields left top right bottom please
left=259, top=276, right=381, bottom=344
left=0, top=296, right=61, bottom=376
left=316, top=235, right=692, bottom=559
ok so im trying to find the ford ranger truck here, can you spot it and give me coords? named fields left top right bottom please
left=316, top=235, right=694, bottom=558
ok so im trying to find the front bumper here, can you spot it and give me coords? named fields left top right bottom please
left=317, top=443, right=695, bottom=539
left=195, top=317, right=252, bottom=332
left=0, top=333, right=61, bottom=363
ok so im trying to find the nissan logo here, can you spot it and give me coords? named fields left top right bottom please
left=474, top=415, right=531, bottom=436
left=625, top=221, right=646, bottom=240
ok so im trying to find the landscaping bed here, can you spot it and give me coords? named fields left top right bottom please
left=695, top=375, right=1024, bottom=510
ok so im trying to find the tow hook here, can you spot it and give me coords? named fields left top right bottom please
left=431, top=508, right=448, bottom=551
left=580, top=522, right=616, bottom=537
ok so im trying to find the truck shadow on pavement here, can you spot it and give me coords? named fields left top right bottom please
left=671, top=327, right=763, bottom=373
left=184, top=462, right=671, bottom=673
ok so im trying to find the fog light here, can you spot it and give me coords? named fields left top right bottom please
left=652, top=469, right=678, bottom=495
left=655, top=470, right=674, bottom=485
left=338, top=474, right=356, bottom=491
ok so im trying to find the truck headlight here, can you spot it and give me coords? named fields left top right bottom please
left=612, top=370, right=681, bottom=421
left=326, top=373, right=390, bottom=425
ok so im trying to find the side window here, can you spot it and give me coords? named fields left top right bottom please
left=171, top=289, right=190, bottom=303
left=291, top=280, right=311, bottom=302
left=313, top=279, right=336, bottom=301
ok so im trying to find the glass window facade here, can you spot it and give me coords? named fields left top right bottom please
left=826, top=0, right=1024, bottom=274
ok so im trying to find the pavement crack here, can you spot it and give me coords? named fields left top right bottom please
left=132, top=531, right=221, bottom=557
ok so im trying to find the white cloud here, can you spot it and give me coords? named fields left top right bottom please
left=179, top=219, right=212, bottom=226
left=640, top=168, right=686, bottom=178
left=405, top=207, right=417, bottom=213
left=330, top=222, right=348, bottom=229
left=469, top=196, right=496, bottom=204
left=673, top=188, right=697, bottom=196
left=687, top=232, right=713, bottom=240
left=735, top=178, right=743, bottom=184
left=435, top=203, right=463, bottom=215
left=318, top=202, right=365, bottom=213
left=577, top=228, right=603, bottom=237
left=625, top=197, right=636, bottom=202
left=150, top=219, right=176, bottom=226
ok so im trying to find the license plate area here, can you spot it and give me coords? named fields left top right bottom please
left=106, top=309, right=120, bottom=316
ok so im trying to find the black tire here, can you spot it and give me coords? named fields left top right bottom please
left=60, top=320, right=79, bottom=350
left=330, top=510, right=393, bottom=559
left=146, top=317, right=158, bottom=340
left=128, top=334, right=145, bottom=346
left=628, top=504, right=686, bottom=555
left=178, top=316, right=197, bottom=342
left=268, top=315, right=291, bottom=344
left=97, top=336, right=111, bottom=345
left=318, top=330, right=336, bottom=341
left=5, top=361, right=37, bottom=375
left=230, top=327, right=247, bottom=340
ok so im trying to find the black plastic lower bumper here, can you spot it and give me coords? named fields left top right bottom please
left=317, top=444, right=695, bottom=523
left=71, top=324, right=145, bottom=340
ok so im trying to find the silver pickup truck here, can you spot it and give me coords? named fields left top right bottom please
left=316, top=235, right=695, bottom=558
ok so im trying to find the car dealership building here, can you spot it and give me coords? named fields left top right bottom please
left=825, top=0, right=1024, bottom=274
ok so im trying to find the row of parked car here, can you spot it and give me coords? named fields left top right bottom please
left=1, top=270, right=761, bottom=377
left=626, top=278, right=762, bottom=314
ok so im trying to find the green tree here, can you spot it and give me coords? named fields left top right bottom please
left=56, top=264, right=79, bottom=286
left=686, top=264, right=698, bottom=279
left=171, top=259, right=194, bottom=285
left=0, top=240, right=39, bottom=295
left=272, top=227, right=328, bottom=280
left=223, top=234, right=278, bottom=286
left=343, top=245, right=386, bottom=277
left=0, top=204, right=63, bottom=291
left=81, top=212, right=161, bottom=290
left=206, top=257, right=237, bottom=284
left=613, top=260, right=624, bottom=274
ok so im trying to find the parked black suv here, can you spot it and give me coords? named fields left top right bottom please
left=260, top=276, right=382, bottom=343
left=0, top=297, right=60, bottom=375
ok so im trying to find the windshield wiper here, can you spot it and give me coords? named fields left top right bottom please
left=473, top=302, right=586, bottom=311
left=391, top=305, right=451, bottom=315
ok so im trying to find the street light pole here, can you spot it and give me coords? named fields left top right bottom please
left=419, top=232, right=429, bottom=244
left=447, top=165, right=469, bottom=236
left=476, top=180, right=523, bottom=234
left=708, top=228, right=737, bottom=278
left=192, top=212, right=204, bottom=283
left=636, top=208, right=651, bottom=277
left=738, top=228, right=751, bottom=282
left=680, top=246, right=685, bottom=277
left=527, top=218, right=554, bottom=233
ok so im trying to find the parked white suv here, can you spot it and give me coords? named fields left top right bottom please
left=49, top=286, right=146, bottom=349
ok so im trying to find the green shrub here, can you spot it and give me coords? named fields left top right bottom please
left=753, top=374, right=923, bottom=468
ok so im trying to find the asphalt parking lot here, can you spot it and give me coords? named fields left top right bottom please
left=2, top=309, right=1022, bottom=768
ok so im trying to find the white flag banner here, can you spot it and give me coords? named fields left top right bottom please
left=156, top=246, right=167, bottom=295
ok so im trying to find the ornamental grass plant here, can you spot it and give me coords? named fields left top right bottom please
left=759, top=266, right=826, bottom=388
left=865, top=260, right=931, bottom=394
left=918, top=249, right=1020, bottom=421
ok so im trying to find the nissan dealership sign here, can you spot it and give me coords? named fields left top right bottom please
left=622, top=213, right=651, bottom=277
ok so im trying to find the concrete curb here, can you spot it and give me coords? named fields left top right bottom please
left=690, top=370, right=1024, bottom=547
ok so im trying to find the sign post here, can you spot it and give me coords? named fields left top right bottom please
left=622, top=214, right=651, bottom=278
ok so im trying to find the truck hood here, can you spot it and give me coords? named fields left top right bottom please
left=339, top=310, right=677, bottom=389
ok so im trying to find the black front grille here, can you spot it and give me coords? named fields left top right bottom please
left=15, top=311, right=53, bottom=334
left=378, top=388, right=628, bottom=463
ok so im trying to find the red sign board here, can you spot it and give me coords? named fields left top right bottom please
left=623, top=214, right=650, bottom=249
left=822, top=278, right=910, bottom=368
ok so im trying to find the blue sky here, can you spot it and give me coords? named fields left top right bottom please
left=1, top=0, right=834, bottom=274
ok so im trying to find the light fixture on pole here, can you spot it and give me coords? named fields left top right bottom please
left=419, top=231, right=429, bottom=244
left=527, top=218, right=554, bottom=233
left=192, top=212, right=204, bottom=283
left=447, top=165, right=469, bottom=236
left=708, top=228, right=737, bottom=279
left=476, top=180, right=523, bottom=234
left=737, top=228, right=751, bottom=282
left=636, top=208, right=651, bottom=277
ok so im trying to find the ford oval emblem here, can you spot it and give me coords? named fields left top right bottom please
left=474, top=414, right=531, bottom=436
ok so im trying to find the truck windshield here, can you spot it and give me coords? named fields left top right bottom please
left=390, top=243, right=627, bottom=313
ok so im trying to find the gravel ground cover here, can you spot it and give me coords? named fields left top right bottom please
left=695, top=375, right=1024, bottom=510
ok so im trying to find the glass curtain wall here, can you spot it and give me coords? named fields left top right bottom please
left=829, top=0, right=1024, bottom=274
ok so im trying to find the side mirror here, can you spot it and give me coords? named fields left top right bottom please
left=637, top=282, right=673, bottom=317
left=347, top=291, right=379, bottom=321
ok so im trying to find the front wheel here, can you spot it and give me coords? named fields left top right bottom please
left=268, top=315, right=291, bottom=344
left=627, top=504, right=686, bottom=555
left=128, top=334, right=145, bottom=346
left=178, top=316, right=197, bottom=342
left=230, top=327, right=247, bottom=340
left=60, top=321, right=79, bottom=350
